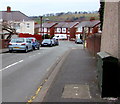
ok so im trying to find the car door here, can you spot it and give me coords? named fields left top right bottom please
left=26, top=38, right=32, bottom=50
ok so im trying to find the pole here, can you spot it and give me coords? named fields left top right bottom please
left=40, top=16, right=43, bottom=37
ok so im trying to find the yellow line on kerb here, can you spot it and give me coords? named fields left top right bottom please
left=26, top=78, right=48, bottom=103
left=27, top=86, right=42, bottom=103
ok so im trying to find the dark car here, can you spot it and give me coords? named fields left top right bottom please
left=75, top=39, right=83, bottom=44
left=41, top=39, right=52, bottom=47
left=27, top=37, right=40, bottom=50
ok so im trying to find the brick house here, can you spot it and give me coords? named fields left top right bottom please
left=75, top=20, right=100, bottom=39
left=35, top=22, right=79, bottom=40
left=35, top=22, right=58, bottom=37
left=54, top=22, right=79, bottom=40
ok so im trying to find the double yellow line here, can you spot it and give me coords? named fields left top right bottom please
left=26, top=79, right=48, bottom=103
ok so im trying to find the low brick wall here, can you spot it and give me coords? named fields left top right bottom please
left=0, top=39, right=10, bottom=49
left=86, top=33, right=101, bottom=56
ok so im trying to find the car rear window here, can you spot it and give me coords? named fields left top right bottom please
left=11, top=38, right=25, bottom=43
left=43, top=39, right=51, bottom=42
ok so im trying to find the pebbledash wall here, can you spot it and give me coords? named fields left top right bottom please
left=118, top=2, right=120, bottom=59
left=101, top=2, right=120, bottom=59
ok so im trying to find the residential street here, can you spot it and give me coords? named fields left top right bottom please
left=2, top=41, right=82, bottom=102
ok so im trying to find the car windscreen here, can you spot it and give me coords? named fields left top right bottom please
left=11, top=38, right=25, bottom=43
left=42, top=39, right=51, bottom=43
left=76, top=39, right=82, bottom=42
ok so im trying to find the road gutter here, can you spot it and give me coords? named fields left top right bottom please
left=28, top=49, right=71, bottom=103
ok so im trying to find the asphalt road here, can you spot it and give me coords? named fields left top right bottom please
left=2, top=41, right=83, bottom=102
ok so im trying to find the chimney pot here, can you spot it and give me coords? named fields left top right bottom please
left=7, top=6, right=11, bottom=12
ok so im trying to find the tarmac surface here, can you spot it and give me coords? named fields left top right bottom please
left=1, top=43, right=120, bottom=104
left=41, top=48, right=119, bottom=103
left=0, top=48, right=9, bottom=54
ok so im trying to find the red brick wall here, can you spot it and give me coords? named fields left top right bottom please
left=0, top=39, right=10, bottom=49
left=50, top=27, right=55, bottom=37
left=86, top=33, right=101, bottom=56
left=19, top=33, right=42, bottom=41
left=70, top=28, right=76, bottom=40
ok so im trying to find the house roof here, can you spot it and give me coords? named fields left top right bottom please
left=76, top=20, right=100, bottom=28
left=42, top=22, right=57, bottom=28
left=55, top=22, right=79, bottom=28
left=35, top=22, right=79, bottom=29
left=35, top=22, right=58, bottom=28
left=0, top=11, right=32, bottom=21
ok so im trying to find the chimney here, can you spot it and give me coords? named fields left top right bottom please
left=7, top=6, right=11, bottom=12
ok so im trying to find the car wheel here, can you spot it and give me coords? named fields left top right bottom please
left=31, top=47, right=33, bottom=51
left=33, top=46, right=35, bottom=50
left=37, top=46, right=40, bottom=50
left=25, top=47, right=28, bottom=53
left=9, top=50, right=12, bottom=53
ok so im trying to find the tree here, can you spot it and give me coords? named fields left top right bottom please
left=99, top=1, right=105, bottom=31
left=2, top=21, right=17, bottom=39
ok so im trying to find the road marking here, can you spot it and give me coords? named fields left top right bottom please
left=38, top=53, right=41, bottom=54
left=0, top=60, right=23, bottom=71
left=41, top=47, right=53, bottom=50
left=28, top=55, right=36, bottom=58
left=27, top=86, right=42, bottom=103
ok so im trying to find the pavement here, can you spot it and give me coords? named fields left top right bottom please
left=37, top=48, right=120, bottom=103
left=0, top=48, right=9, bottom=54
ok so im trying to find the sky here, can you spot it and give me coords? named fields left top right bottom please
left=1, top=0, right=100, bottom=16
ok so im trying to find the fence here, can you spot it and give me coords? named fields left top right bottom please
left=86, top=33, right=101, bottom=56
left=19, top=33, right=42, bottom=43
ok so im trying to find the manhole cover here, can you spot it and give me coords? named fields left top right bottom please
left=62, top=84, right=91, bottom=99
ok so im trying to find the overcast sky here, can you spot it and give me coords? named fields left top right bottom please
left=1, top=0, right=100, bottom=16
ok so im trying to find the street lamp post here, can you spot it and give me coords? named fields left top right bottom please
left=40, top=16, right=44, bottom=38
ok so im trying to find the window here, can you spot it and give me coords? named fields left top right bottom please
left=26, top=23, right=30, bottom=28
left=57, top=28, right=61, bottom=33
left=62, top=28, right=66, bottom=33
left=14, top=23, right=20, bottom=29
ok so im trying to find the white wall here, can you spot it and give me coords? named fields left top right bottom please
left=44, top=28, right=47, bottom=32
left=15, top=21, right=35, bottom=34
left=77, top=27, right=82, bottom=32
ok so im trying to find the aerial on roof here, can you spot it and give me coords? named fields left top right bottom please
left=0, top=7, right=32, bottom=21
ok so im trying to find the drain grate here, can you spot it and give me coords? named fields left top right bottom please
left=62, top=84, right=91, bottom=99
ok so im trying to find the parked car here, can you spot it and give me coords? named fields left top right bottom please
left=41, top=39, right=52, bottom=47
left=51, top=39, right=56, bottom=46
left=52, top=38, right=59, bottom=46
left=75, top=39, right=83, bottom=44
left=27, top=37, right=40, bottom=50
left=8, top=38, right=33, bottom=52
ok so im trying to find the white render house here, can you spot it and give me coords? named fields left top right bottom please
left=0, top=6, right=35, bottom=36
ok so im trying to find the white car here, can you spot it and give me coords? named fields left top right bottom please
left=8, top=38, right=33, bottom=53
